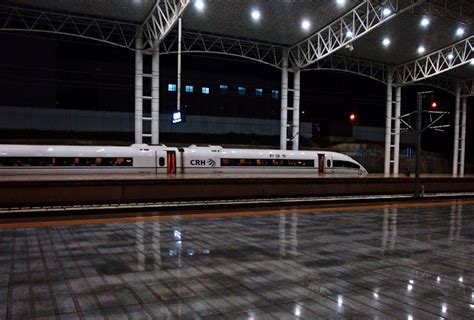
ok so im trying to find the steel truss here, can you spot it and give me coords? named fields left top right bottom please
left=408, top=75, right=457, bottom=95
left=303, top=54, right=389, bottom=83
left=394, top=35, right=474, bottom=84
left=288, top=0, right=423, bottom=68
left=0, top=5, right=137, bottom=49
left=157, top=30, right=285, bottom=68
left=141, top=0, right=190, bottom=50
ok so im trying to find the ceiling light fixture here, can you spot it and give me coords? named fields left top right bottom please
left=301, top=19, right=311, bottom=31
left=382, top=37, right=391, bottom=47
left=194, top=0, right=205, bottom=12
left=417, top=45, right=426, bottom=54
left=336, top=0, right=346, bottom=6
left=382, top=7, right=392, bottom=17
left=420, top=17, right=430, bottom=27
left=456, top=27, right=465, bottom=37
left=251, top=9, right=261, bottom=21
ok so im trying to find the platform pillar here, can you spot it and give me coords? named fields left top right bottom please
left=453, top=84, right=461, bottom=176
left=280, top=49, right=289, bottom=150
left=151, top=47, right=160, bottom=145
left=460, top=97, right=467, bottom=176
left=393, top=86, right=401, bottom=176
left=384, top=73, right=393, bottom=176
left=134, top=28, right=144, bottom=144
left=291, top=69, right=301, bottom=151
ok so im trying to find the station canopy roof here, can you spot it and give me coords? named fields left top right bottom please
left=2, top=0, right=474, bottom=90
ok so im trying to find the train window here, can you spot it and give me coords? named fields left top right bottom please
left=327, top=160, right=331, bottom=167
left=159, top=157, right=165, bottom=166
left=333, top=160, right=360, bottom=169
left=0, top=157, right=133, bottom=167
left=221, top=158, right=314, bottom=167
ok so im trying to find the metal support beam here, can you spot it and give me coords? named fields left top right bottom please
left=141, top=0, right=191, bottom=49
left=384, top=72, right=393, bottom=176
left=176, top=17, right=182, bottom=111
left=289, top=0, right=423, bottom=68
left=280, top=50, right=289, bottom=150
left=159, top=31, right=285, bottom=68
left=460, top=97, right=467, bottom=176
left=453, top=84, right=461, bottom=176
left=292, top=69, right=301, bottom=151
left=461, top=78, right=474, bottom=97
left=135, top=28, right=144, bottom=144
left=394, top=35, right=474, bottom=84
left=394, top=86, right=402, bottom=175
left=151, top=48, right=160, bottom=145
left=0, top=5, right=137, bottom=49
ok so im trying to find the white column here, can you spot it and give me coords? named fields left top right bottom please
left=177, top=17, right=182, bottom=111
left=393, top=86, right=401, bottom=176
left=384, top=72, right=393, bottom=176
left=151, top=48, right=160, bottom=145
left=280, top=49, right=289, bottom=150
left=292, top=69, right=301, bottom=151
left=460, top=97, right=467, bottom=176
left=453, top=84, right=461, bottom=176
left=134, top=28, right=143, bottom=144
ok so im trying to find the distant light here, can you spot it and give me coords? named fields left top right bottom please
left=194, top=0, right=205, bottom=11
left=447, top=53, right=454, bottom=60
left=407, top=315, right=413, bottom=320
left=337, top=295, right=343, bottom=307
left=437, top=276, right=441, bottom=283
left=302, top=110, right=305, bottom=114
left=407, top=284, right=413, bottom=291
left=251, top=9, right=261, bottom=21
left=459, top=276, right=464, bottom=283
left=470, top=304, right=474, bottom=309
left=294, top=305, right=301, bottom=317
left=417, top=45, right=426, bottom=54
left=346, top=30, right=353, bottom=38
left=373, top=292, right=379, bottom=299
left=336, top=0, right=346, bottom=6
left=301, top=19, right=311, bottom=31
left=382, top=7, right=392, bottom=17
left=431, top=101, right=438, bottom=109
left=409, top=280, right=414, bottom=284
left=442, top=303, right=447, bottom=313
left=456, top=27, right=465, bottom=37
left=382, top=37, right=391, bottom=47
left=420, top=17, right=430, bottom=27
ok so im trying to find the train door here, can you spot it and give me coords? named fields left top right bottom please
left=318, top=154, right=325, bottom=173
left=167, top=151, right=176, bottom=174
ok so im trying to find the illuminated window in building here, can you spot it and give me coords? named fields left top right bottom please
left=220, top=85, right=228, bottom=93
left=238, top=86, right=246, bottom=95
left=271, top=90, right=279, bottom=99
left=168, top=84, right=177, bottom=92
left=185, top=85, right=193, bottom=93
left=202, top=87, right=210, bottom=94
left=255, top=88, right=263, bottom=96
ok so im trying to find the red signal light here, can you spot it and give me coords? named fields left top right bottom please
left=431, top=101, right=438, bottom=109
left=349, top=113, right=356, bottom=125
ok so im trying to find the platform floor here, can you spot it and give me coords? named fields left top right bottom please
left=1, top=200, right=474, bottom=319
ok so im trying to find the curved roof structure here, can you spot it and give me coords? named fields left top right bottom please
left=1, top=0, right=472, bottom=96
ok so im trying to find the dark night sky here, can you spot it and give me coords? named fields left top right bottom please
left=0, top=32, right=472, bottom=155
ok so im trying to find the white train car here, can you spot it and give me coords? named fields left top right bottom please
left=0, top=144, right=367, bottom=175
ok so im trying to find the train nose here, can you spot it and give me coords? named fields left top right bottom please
left=359, top=166, right=368, bottom=176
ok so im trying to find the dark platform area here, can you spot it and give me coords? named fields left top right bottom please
left=1, top=175, right=473, bottom=208
left=1, top=200, right=474, bottom=319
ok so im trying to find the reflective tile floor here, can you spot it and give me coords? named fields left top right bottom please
left=1, top=200, right=474, bottom=319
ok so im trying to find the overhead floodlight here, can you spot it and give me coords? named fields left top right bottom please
left=420, top=17, right=430, bottom=27
left=456, top=27, right=465, bottom=37
left=382, top=7, right=392, bottom=17
left=301, top=19, right=311, bottom=31
left=417, top=45, right=426, bottom=54
left=346, top=30, right=353, bottom=38
left=251, top=9, right=261, bottom=21
left=194, top=0, right=205, bottom=12
left=382, top=37, right=391, bottom=47
left=447, top=53, right=454, bottom=60
left=336, top=0, right=346, bottom=6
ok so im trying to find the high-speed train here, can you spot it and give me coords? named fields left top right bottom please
left=0, top=144, right=367, bottom=175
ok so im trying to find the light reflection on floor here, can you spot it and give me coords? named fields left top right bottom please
left=1, top=201, right=474, bottom=319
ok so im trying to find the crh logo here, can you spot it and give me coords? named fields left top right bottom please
left=190, top=159, right=216, bottom=166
